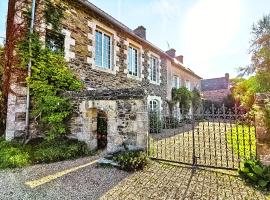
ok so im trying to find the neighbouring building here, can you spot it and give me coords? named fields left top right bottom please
left=201, top=73, right=231, bottom=102
left=4, top=0, right=201, bottom=152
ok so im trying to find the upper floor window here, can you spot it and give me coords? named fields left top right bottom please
left=185, top=80, right=191, bottom=91
left=150, top=56, right=159, bottom=83
left=46, top=30, right=64, bottom=53
left=173, top=75, right=180, bottom=89
left=95, top=30, right=112, bottom=69
left=128, top=46, right=139, bottom=76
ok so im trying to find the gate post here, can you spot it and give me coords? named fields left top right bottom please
left=255, top=93, right=270, bottom=165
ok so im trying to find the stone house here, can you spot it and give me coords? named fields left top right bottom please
left=4, top=0, right=201, bottom=152
left=201, top=73, right=231, bottom=102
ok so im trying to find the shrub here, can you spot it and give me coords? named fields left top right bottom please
left=239, top=159, right=270, bottom=189
left=113, top=150, right=148, bottom=171
left=31, top=138, right=91, bottom=164
left=163, top=116, right=182, bottom=129
left=0, top=138, right=31, bottom=169
left=149, top=112, right=162, bottom=133
left=0, top=137, right=91, bottom=168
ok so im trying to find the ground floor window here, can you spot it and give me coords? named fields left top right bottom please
left=149, top=100, right=159, bottom=112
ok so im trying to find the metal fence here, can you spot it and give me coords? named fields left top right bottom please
left=148, top=105, right=256, bottom=170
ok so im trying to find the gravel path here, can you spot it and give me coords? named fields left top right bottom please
left=0, top=153, right=130, bottom=200
left=0, top=155, right=269, bottom=200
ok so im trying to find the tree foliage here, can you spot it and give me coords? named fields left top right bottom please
left=191, top=88, right=202, bottom=112
left=18, top=33, right=82, bottom=140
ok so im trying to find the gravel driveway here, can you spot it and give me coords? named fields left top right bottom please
left=0, top=155, right=269, bottom=200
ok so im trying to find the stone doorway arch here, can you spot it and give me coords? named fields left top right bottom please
left=68, top=89, right=149, bottom=153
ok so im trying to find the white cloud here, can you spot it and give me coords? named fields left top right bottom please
left=182, top=0, right=241, bottom=77
left=151, top=0, right=181, bottom=19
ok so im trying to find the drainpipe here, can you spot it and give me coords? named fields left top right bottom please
left=25, top=0, right=36, bottom=139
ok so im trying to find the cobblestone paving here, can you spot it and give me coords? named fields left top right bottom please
left=0, top=155, right=268, bottom=199
left=101, top=162, right=269, bottom=200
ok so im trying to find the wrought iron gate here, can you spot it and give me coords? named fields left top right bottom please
left=148, top=105, right=257, bottom=170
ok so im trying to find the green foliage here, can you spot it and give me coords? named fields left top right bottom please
left=239, top=159, right=270, bottom=189
left=113, top=150, right=148, bottom=171
left=0, top=137, right=90, bottom=169
left=44, top=0, right=67, bottom=31
left=264, top=100, right=270, bottom=130
left=18, top=33, right=82, bottom=140
left=226, top=126, right=256, bottom=160
left=172, top=87, right=192, bottom=117
left=30, top=138, right=91, bottom=164
left=97, top=111, right=108, bottom=149
left=0, top=138, right=31, bottom=169
left=232, top=77, right=259, bottom=110
left=149, top=112, right=162, bottom=133
left=191, top=88, right=202, bottom=112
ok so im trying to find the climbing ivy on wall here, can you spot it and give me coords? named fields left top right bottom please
left=17, top=0, right=82, bottom=140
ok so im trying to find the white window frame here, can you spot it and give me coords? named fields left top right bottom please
left=185, top=80, right=191, bottom=91
left=150, top=56, right=159, bottom=83
left=173, top=75, right=180, bottom=89
left=128, top=46, right=139, bottom=77
left=147, top=95, right=162, bottom=113
left=95, top=29, right=112, bottom=69
left=149, top=100, right=159, bottom=112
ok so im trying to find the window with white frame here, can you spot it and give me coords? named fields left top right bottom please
left=173, top=75, right=180, bottom=89
left=185, top=80, right=191, bottom=91
left=95, top=30, right=112, bottom=69
left=149, top=100, right=159, bottom=112
left=128, top=46, right=139, bottom=76
left=150, top=56, right=159, bottom=83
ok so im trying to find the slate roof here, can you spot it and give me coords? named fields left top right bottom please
left=201, top=77, right=229, bottom=91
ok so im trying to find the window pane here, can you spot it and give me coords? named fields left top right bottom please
left=152, top=57, right=157, bottom=81
left=95, top=31, right=102, bottom=67
left=128, top=47, right=133, bottom=74
left=46, top=31, right=64, bottom=53
left=134, top=48, right=138, bottom=76
left=103, top=34, right=111, bottom=69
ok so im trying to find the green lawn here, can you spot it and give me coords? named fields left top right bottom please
left=226, top=126, right=256, bottom=160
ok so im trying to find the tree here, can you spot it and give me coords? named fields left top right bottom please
left=239, top=14, right=270, bottom=91
left=191, top=88, right=202, bottom=112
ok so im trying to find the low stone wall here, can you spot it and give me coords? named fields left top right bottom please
left=255, top=93, right=270, bottom=165
left=68, top=88, right=148, bottom=153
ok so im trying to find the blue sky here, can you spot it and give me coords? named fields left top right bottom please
left=0, top=0, right=270, bottom=79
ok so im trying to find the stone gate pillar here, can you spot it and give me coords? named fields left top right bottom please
left=255, top=93, right=270, bottom=165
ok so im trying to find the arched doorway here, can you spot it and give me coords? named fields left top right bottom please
left=97, top=110, right=108, bottom=149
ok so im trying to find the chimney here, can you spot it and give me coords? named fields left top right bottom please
left=133, top=26, right=146, bottom=40
left=176, top=55, right=184, bottom=64
left=166, top=48, right=176, bottom=58
left=225, top=73, right=229, bottom=80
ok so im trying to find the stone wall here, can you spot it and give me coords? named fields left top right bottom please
left=67, top=88, right=148, bottom=152
left=255, top=93, right=270, bottom=165
left=62, top=0, right=167, bottom=104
